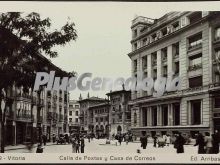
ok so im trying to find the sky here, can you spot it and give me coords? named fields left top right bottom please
left=0, top=1, right=219, bottom=100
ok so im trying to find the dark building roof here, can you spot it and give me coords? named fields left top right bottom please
left=88, top=102, right=110, bottom=109
left=78, top=96, right=107, bottom=103
left=106, top=89, right=131, bottom=96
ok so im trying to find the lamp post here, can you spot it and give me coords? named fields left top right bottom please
left=0, top=89, right=6, bottom=153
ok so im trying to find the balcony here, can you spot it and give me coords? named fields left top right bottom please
left=37, top=99, right=44, bottom=107
left=188, top=64, right=202, bottom=72
left=188, top=41, right=202, bottom=51
left=31, top=96, right=37, bottom=105
left=37, top=116, right=43, bottom=123
left=47, top=112, right=53, bottom=120
left=5, top=110, right=14, bottom=120
left=16, top=113, right=33, bottom=122
left=59, top=114, right=64, bottom=122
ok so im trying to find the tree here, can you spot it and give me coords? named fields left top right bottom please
left=0, top=12, right=77, bottom=152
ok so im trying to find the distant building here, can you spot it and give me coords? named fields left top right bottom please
left=68, top=100, right=80, bottom=133
left=88, top=102, right=110, bottom=138
left=106, top=89, right=131, bottom=135
left=78, top=94, right=107, bottom=133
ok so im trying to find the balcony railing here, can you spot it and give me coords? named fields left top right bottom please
left=59, top=114, right=64, bottom=122
left=188, top=41, right=202, bottom=50
left=16, top=113, right=33, bottom=121
left=37, top=116, right=43, bottom=123
left=188, top=64, right=202, bottom=72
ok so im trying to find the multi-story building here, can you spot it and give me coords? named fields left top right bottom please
left=78, top=94, right=107, bottom=133
left=3, top=42, right=69, bottom=145
left=88, top=102, right=110, bottom=137
left=128, top=11, right=220, bottom=138
left=106, top=89, right=131, bottom=135
left=68, top=100, right=80, bottom=133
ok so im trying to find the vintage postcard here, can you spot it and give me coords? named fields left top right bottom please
left=0, top=1, right=220, bottom=164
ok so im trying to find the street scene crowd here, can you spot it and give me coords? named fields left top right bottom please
left=25, top=129, right=220, bottom=154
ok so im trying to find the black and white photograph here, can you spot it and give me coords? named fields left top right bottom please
left=0, top=1, right=220, bottom=164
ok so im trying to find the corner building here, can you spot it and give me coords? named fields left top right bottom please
left=128, top=12, right=220, bottom=138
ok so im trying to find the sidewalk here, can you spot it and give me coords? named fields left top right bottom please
left=5, top=142, right=56, bottom=151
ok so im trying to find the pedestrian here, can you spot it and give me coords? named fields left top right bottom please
left=125, top=134, right=129, bottom=145
left=80, top=136, right=85, bottom=153
left=212, top=130, right=220, bottom=154
left=153, top=135, right=157, bottom=147
left=76, top=140, right=80, bottom=153
left=140, top=131, right=148, bottom=149
left=118, top=134, right=122, bottom=145
left=174, top=132, right=186, bottom=153
left=42, top=134, right=47, bottom=146
left=204, top=132, right=212, bottom=154
left=194, top=133, right=205, bottom=154
left=88, top=134, right=91, bottom=143
left=72, top=138, right=76, bottom=153
left=52, top=134, right=56, bottom=143
left=166, top=134, right=171, bottom=146
left=36, top=144, right=44, bottom=153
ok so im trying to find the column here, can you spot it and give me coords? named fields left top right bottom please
left=168, top=104, right=174, bottom=126
left=157, top=105, right=162, bottom=126
left=139, top=108, right=143, bottom=127
left=157, top=50, right=162, bottom=78
left=167, top=45, right=173, bottom=78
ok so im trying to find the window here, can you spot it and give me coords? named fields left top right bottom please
left=188, top=32, right=202, bottom=49
left=75, top=118, right=78, bottom=123
left=69, top=118, right=72, bottom=122
left=163, top=66, right=167, bottom=77
left=161, top=27, right=168, bottom=36
left=96, top=118, right=98, bottom=122
left=134, top=43, right=138, bottom=50
left=142, top=56, right=148, bottom=69
left=162, top=47, right=167, bottom=62
left=162, top=105, right=168, bottom=126
left=153, top=69, right=157, bottom=80
left=189, top=76, right=202, bottom=88
left=215, top=27, right=220, bottom=40
left=174, top=62, right=179, bottom=75
left=152, top=52, right=157, bottom=66
left=75, top=105, right=79, bottom=108
left=100, top=118, right=103, bottom=122
left=214, top=98, right=220, bottom=108
left=143, top=108, right=147, bottom=126
left=133, top=60, right=137, bottom=72
left=142, top=37, right=149, bottom=46
left=75, top=111, right=78, bottom=116
left=133, top=29, right=137, bottom=37
left=188, top=53, right=202, bottom=71
left=69, top=111, right=72, bottom=116
left=173, top=42, right=179, bottom=57
left=134, top=112, right=137, bottom=125
left=173, top=103, right=180, bottom=125
left=188, top=12, right=202, bottom=24
left=191, top=100, right=202, bottom=125
left=172, top=21, right=180, bottom=31
left=151, top=33, right=157, bottom=42
left=152, top=107, right=157, bottom=126
left=69, top=105, right=73, bottom=108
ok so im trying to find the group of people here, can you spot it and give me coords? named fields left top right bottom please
left=194, top=130, right=220, bottom=154
left=71, top=135, right=85, bottom=153
left=139, top=130, right=220, bottom=154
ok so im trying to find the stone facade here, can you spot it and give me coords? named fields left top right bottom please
left=68, top=100, right=80, bottom=133
left=128, top=11, right=220, bottom=138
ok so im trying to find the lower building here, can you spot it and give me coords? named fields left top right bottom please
left=68, top=100, right=80, bottom=134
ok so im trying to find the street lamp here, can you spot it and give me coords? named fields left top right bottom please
left=0, top=89, right=6, bottom=153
